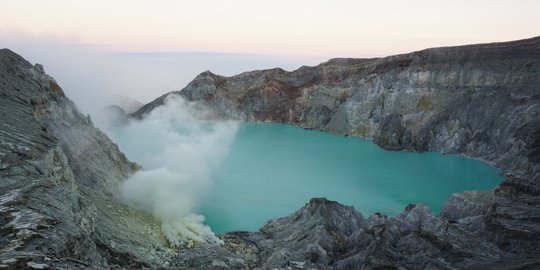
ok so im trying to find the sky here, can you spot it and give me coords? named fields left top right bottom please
left=1, top=0, right=539, bottom=111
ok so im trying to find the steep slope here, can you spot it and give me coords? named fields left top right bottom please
left=2, top=36, right=540, bottom=269
left=135, top=37, right=540, bottom=183
left=132, top=37, right=540, bottom=269
left=0, top=49, right=181, bottom=268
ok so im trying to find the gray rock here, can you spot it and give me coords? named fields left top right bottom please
left=132, top=37, right=540, bottom=268
left=441, top=190, right=501, bottom=220
left=26, top=261, right=49, bottom=269
left=2, top=36, right=540, bottom=269
left=135, top=36, right=540, bottom=181
left=0, top=48, right=174, bottom=268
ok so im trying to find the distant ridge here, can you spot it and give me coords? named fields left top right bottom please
left=1, top=35, right=539, bottom=268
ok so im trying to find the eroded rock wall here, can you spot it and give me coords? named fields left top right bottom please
left=131, top=37, right=540, bottom=269
left=135, top=37, right=540, bottom=181
left=0, top=49, right=175, bottom=269
left=2, top=36, right=540, bottom=269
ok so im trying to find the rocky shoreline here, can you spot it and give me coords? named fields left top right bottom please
left=135, top=37, right=540, bottom=181
left=1, top=37, right=539, bottom=269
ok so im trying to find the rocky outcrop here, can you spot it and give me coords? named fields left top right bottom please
left=2, top=36, right=540, bottom=269
left=178, top=196, right=540, bottom=269
left=135, top=37, right=540, bottom=182
left=132, top=37, right=540, bottom=268
left=0, top=49, right=180, bottom=269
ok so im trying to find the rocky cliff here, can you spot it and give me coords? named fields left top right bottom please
left=135, top=37, right=540, bottom=183
left=133, top=37, right=540, bottom=269
left=1, top=36, right=539, bottom=270
left=0, top=49, right=187, bottom=269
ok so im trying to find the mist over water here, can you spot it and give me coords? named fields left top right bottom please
left=106, top=96, right=238, bottom=247
left=106, top=98, right=501, bottom=242
left=202, top=124, right=502, bottom=234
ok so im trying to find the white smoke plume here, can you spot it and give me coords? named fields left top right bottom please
left=108, top=95, right=238, bottom=247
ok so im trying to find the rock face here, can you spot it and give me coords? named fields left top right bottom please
left=0, top=49, right=180, bottom=269
left=133, top=37, right=540, bottom=269
left=1, top=36, right=540, bottom=270
left=135, top=37, right=540, bottom=182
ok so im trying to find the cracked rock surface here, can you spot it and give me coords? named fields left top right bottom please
left=0, top=49, right=177, bottom=269
left=1, top=37, right=540, bottom=269
left=133, top=37, right=540, bottom=269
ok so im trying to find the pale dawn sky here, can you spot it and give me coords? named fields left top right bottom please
left=1, top=0, right=538, bottom=113
left=2, top=0, right=539, bottom=57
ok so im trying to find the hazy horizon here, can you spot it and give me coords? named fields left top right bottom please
left=4, top=40, right=326, bottom=114
left=1, top=0, right=538, bottom=253
left=2, top=0, right=539, bottom=114
left=5, top=35, right=538, bottom=116
left=3, top=0, right=539, bottom=56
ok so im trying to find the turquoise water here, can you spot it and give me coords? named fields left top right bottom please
left=201, top=124, right=502, bottom=234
